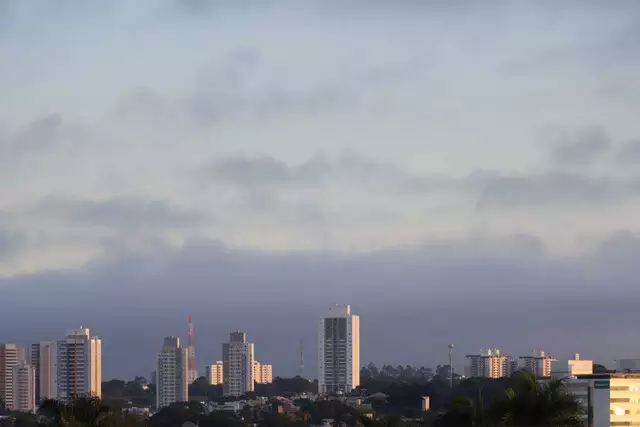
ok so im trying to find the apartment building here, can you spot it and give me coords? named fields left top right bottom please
left=205, top=361, right=223, bottom=385
left=466, top=349, right=510, bottom=378
left=156, top=336, right=188, bottom=409
left=519, top=350, right=556, bottom=377
left=11, top=361, right=36, bottom=413
left=318, top=304, right=360, bottom=393
left=222, top=332, right=254, bottom=396
left=0, top=344, right=25, bottom=409
left=56, top=327, right=102, bottom=400
left=254, top=361, right=273, bottom=384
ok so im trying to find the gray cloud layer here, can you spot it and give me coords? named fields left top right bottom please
left=3, top=0, right=640, bottom=379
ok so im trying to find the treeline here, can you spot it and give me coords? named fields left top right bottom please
left=361, top=363, right=437, bottom=380
left=99, top=376, right=317, bottom=410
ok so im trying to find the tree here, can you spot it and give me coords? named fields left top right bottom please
left=489, top=371, right=583, bottom=426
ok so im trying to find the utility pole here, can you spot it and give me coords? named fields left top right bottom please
left=448, top=344, right=454, bottom=388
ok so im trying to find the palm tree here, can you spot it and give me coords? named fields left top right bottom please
left=487, top=371, right=583, bottom=426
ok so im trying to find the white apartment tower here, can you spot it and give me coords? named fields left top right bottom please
left=0, top=344, right=25, bottom=409
left=156, top=336, right=188, bottom=409
left=466, top=349, right=510, bottom=378
left=253, top=361, right=273, bottom=384
left=519, top=350, right=556, bottom=378
left=222, top=332, right=255, bottom=396
left=28, top=341, right=56, bottom=403
left=11, top=361, right=36, bottom=413
left=56, top=327, right=102, bottom=400
left=318, top=304, right=360, bottom=394
left=205, top=361, right=224, bottom=385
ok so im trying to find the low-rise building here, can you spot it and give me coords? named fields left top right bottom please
left=551, top=353, right=593, bottom=379
left=565, top=373, right=640, bottom=427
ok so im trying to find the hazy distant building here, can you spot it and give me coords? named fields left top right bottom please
left=466, top=349, right=510, bottom=378
left=156, top=336, right=188, bottom=408
left=551, top=353, right=593, bottom=379
left=318, top=304, right=360, bottom=393
left=0, top=344, right=25, bottom=409
left=520, top=350, right=556, bottom=377
left=205, top=361, right=224, bottom=385
left=56, top=327, right=102, bottom=400
left=28, top=341, right=56, bottom=403
left=11, top=361, right=36, bottom=413
left=254, top=361, right=273, bottom=384
left=223, top=332, right=255, bottom=396
left=617, top=358, right=640, bottom=372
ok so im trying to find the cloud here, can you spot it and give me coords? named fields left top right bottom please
left=547, top=126, right=612, bottom=165
left=616, top=139, right=640, bottom=165
left=475, top=173, right=640, bottom=209
left=0, top=228, right=26, bottom=261
left=0, top=231, right=637, bottom=379
left=202, top=155, right=330, bottom=187
left=29, top=197, right=208, bottom=231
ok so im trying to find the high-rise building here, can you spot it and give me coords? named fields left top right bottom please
left=0, top=343, right=26, bottom=409
left=222, top=332, right=255, bottom=396
left=11, top=361, right=36, bottom=413
left=318, top=304, right=360, bottom=394
left=519, top=350, right=556, bottom=378
left=56, top=327, right=102, bottom=400
left=205, top=361, right=224, bottom=385
left=156, top=336, right=188, bottom=409
left=466, top=349, right=510, bottom=378
left=28, top=341, right=56, bottom=403
left=253, top=361, right=273, bottom=384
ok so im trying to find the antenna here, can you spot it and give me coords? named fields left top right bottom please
left=448, top=344, right=454, bottom=388
left=188, top=315, right=197, bottom=383
left=298, top=339, right=305, bottom=377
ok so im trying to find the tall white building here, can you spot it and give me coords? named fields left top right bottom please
left=466, top=349, right=510, bottom=378
left=318, top=304, right=360, bottom=394
left=28, top=341, right=56, bottom=403
left=0, top=343, right=25, bottom=409
left=519, top=350, right=556, bottom=377
left=56, top=327, right=102, bottom=400
left=222, top=332, right=255, bottom=396
left=205, top=361, right=224, bottom=385
left=156, top=337, right=188, bottom=409
left=254, top=361, right=273, bottom=384
left=11, top=361, right=36, bottom=413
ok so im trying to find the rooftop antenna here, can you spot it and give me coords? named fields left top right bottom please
left=298, top=339, right=305, bottom=377
left=188, top=315, right=197, bottom=382
left=448, top=344, right=455, bottom=388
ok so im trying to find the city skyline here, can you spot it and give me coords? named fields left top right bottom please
left=3, top=0, right=640, bottom=381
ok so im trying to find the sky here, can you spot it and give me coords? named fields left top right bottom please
left=2, top=0, right=640, bottom=380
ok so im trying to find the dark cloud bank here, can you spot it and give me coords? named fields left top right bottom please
left=1, top=233, right=639, bottom=380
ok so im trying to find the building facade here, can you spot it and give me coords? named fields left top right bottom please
left=254, top=361, right=273, bottom=384
left=565, top=373, right=640, bottom=427
left=11, top=361, right=36, bottom=413
left=156, top=336, right=188, bottom=409
left=205, top=361, right=224, bottom=385
left=519, top=350, right=556, bottom=377
left=28, top=341, right=56, bottom=403
left=466, top=349, right=510, bottom=378
left=318, top=304, right=360, bottom=394
left=56, top=327, right=102, bottom=400
left=0, top=344, right=25, bottom=409
left=551, top=353, right=593, bottom=379
left=222, top=332, right=255, bottom=396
